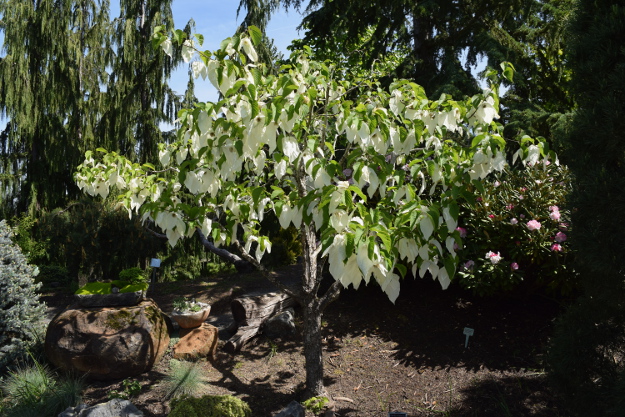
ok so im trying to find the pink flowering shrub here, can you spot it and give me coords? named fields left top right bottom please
left=456, top=162, right=575, bottom=295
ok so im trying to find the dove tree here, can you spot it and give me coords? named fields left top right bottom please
left=75, top=27, right=549, bottom=397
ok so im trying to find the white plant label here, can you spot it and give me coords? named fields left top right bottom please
left=463, top=327, right=474, bottom=348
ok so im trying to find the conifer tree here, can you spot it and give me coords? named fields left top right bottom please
left=0, top=0, right=112, bottom=215
left=548, top=1, right=625, bottom=415
left=97, top=0, right=190, bottom=164
left=0, top=220, right=46, bottom=371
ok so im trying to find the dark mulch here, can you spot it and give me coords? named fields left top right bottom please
left=40, top=265, right=572, bottom=417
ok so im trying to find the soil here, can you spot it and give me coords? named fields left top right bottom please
left=41, top=265, right=572, bottom=417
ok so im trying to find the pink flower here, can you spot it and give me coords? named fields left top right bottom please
left=526, top=220, right=541, bottom=231
left=510, top=218, right=518, bottom=225
left=486, top=251, right=502, bottom=264
left=494, top=181, right=501, bottom=187
left=453, top=242, right=459, bottom=251
left=476, top=197, right=482, bottom=202
left=455, top=227, right=467, bottom=238
left=559, top=222, right=569, bottom=231
left=551, top=243, right=562, bottom=252
left=506, top=204, right=514, bottom=210
left=511, top=262, right=519, bottom=271
left=464, top=260, right=475, bottom=271
left=549, top=205, right=559, bottom=212
left=555, top=232, right=567, bottom=243
left=520, top=214, right=526, bottom=219
left=549, top=210, right=561, bottom=221
left=488, top=214, right=495, bottom=219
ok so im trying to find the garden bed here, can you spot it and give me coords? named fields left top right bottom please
left=40, top=265, right=571, bottom=416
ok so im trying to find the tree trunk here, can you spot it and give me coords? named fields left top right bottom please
left=302, top=297, right=325, bottom=398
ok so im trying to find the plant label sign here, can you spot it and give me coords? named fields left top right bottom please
left=463, top=327, right=474, bottom=348
left=389, top=413, right=408, bottom=417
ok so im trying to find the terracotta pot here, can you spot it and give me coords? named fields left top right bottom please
left=170, top=304, right=211, bottom=329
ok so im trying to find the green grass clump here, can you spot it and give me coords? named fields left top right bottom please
left=2, top=356, right=83, bottom=417
left=164, top=359, right=207, bottom=399
left=169, top=395, right=251, bottom=417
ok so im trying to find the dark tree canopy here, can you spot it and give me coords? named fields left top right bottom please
left=283, top=0, right=575, bottom=145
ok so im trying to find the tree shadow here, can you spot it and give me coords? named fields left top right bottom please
left=322, top=274, right=562, bottom=375
left=445, top=374, right=571, bottom=417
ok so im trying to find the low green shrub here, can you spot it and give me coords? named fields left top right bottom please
left=455, top=162, right=576, bottom=295
left=169, top=395, right=251, bottom=417
left=118, top=267, right=148, bottom=284
left=36, top=265, right=71, bottom=288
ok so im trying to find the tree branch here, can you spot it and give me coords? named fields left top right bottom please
left=195, top=228, right=254, bottom=273
left=319, top=279, right=342, bottom=312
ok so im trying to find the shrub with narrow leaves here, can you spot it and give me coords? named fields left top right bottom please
left=0, top=220, right=47, bottom=371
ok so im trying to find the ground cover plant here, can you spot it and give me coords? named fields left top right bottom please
left=75, top=26, right=558, bottom=398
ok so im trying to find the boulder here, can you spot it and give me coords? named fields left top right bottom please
left=45, top=300, right=170, bottom=380
left=172, top=323, right=219, bottom=360
left=262, top=308, right=297, bottom=340
left=274, top=400, right=305, bottom=417
left=58, top=398, right=143, bottom=417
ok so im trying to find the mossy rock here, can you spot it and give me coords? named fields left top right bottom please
left=169, top=395, right=252, bottom=417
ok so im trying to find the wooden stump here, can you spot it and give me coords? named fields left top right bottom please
left=224, top=290, right=298, bottom=352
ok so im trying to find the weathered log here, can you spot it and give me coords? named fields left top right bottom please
left=231, top=291, right=297, bottom=326
left=224, top=290, right=298, bottom=352
left=223, top=325, right=262, bottom=353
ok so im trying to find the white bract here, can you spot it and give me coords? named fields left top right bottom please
left=75, top=29, right=552, bottom=304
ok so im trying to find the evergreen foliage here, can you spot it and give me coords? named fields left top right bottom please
left=548, top=1, right=625, bottom=415
left=0, top=0, right=193, bottom=215
left=14, top=199, right=165, bottom=283
left=0, top=220, right=46, bottom=372
left=98, top=0, right=191, bottom=164
left=0, top=0, right=113, bottom=215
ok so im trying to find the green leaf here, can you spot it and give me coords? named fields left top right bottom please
left=234, top=140, right=243, bottom=156
left=348, top=185, right=367, bottom=202
left=251, top=186, right=264, bottom=205
left=444, top=256, right=457, bottom=278
left=395, top=263, right=407, bottom=278
left=346, top=233, right=356, bottom=258
left=248, top=25, right=263, bottom=46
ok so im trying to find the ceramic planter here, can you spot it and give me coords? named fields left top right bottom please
left=170, top=303, right=211, bottom=328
